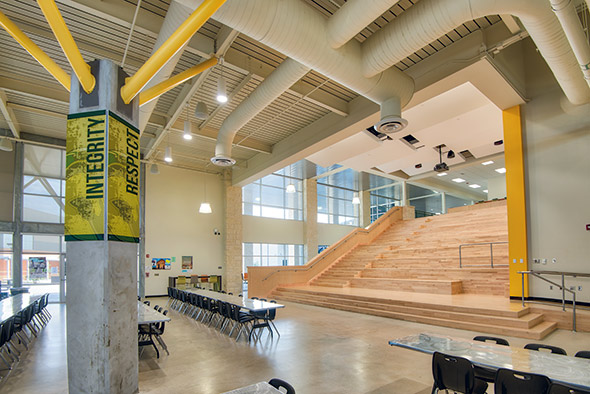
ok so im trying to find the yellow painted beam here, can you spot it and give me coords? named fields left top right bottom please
left=37, top=0, right=95, bottom=93
left=503, top=105, right=528, bottom=298
left=0, top=10, right=71, bottom=91
left=121, top=0, right=227, bottom=104
left=139, top=57, right=218, bottom=106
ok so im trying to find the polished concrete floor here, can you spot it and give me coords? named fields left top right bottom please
left=1, top=298, right=589, bottom=394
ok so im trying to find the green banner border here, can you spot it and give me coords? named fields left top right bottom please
left=108, top=111, right=139, bottom=133
left=67, top=110, right=107, bottom=120
left=65, top=234, right=105, bottom=242
left=108, top=234, right=140, bottom=243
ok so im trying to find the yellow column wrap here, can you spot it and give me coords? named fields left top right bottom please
left=502, top=105, right=528, bottom=297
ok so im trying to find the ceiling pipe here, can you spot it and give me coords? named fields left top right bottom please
left=121, top=0, right=226, bottom=104
left=0, top=10, right=71, bottom=91
left=136, top=1, right=198, bottom=133
left=211, top=57, right=310, bottom=166
left=362, top=0, right=590, bottom=105
left=176, top=0, right=414, bottom=119
left=550, top=0, right=590, bottom=87
left=327, top=0, right=400, bottom=49
left=37, top=0, right=95, bottom=93
left=139, top=57, right=218, bottom=106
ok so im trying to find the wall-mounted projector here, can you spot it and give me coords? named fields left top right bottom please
left=434, top=162, right=449, bottom=172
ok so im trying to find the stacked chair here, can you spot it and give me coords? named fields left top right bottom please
left=0, top=293, right=52, bottom=376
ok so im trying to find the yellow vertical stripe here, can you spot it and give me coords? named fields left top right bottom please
left=502, top=105, right=528, bottom=297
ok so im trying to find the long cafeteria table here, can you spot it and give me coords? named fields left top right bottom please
left=137, top=301, right=170, bottom=358
left=389, top=333, right=590, bottom=390
left=182, top=288, right=285, bottom=313
left=0, top=293, right=41, bottom=323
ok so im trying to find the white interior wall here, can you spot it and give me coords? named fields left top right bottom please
left=144, top=166, right=225, bottom=296
left=487, top=176, right=506, bottom=200
left=522, top=42, right=590, bottom=303
left=0, top=148, right=14, bottom=222
left=242, top=216, right=357, bottom=254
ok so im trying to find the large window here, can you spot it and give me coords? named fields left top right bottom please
left=370, top=183, right=402, bottom=223
left=242, top=243, right=305, bottom=272
left=317, top=169, right=359, bottom=226
left=242, top=166, right=303, bottom=220
left=23, top=145, right=66, bottom=223
left=0, top=233, right=12, bottom=282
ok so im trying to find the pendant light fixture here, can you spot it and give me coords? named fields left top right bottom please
left=164, top=131, right=172, bottom=162
left=216, top=57, right=228, bottom=103
left=199, top=175, right=212, bottom=214
left=0, top=137, right=13, bottom=152
left=285, top=163, right=296, bottom=193
left=194, top=101, right=208, bottom=120
left=352, top=192, right=361, bottom=205
left=183, top=103, right=193, bottom=140
left=164, top=146, right=172, bottom=163
left=149, top=163, right=160, bottom=174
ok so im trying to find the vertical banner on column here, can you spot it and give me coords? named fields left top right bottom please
left=65, top=110, right=107, bottom=241
left=107, top=111, right=140, bottom=243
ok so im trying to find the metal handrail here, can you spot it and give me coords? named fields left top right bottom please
left=518, top=270, right=577, bottom=332
left=260, top=207, right=403, bottom=282
left=459, top=241, right=509, bottom=268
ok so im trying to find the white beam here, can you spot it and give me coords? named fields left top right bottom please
left=232, top=96, right=379, bottom=186
left=0, top=90, right=20, bottom=138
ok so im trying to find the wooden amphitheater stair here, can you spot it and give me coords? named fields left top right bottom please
left=271, top=287, right=558, bottom=340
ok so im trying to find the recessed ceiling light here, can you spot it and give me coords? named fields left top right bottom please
left=482, top=161, right=494, bottom=166
left=452, top=178, right=465, bottom=183
left=495, top=167, right=506, bottom=173
left=437, top=172, right=447, bottom=177
left=483, top=189, right=488, bottom=193
left=469, top=184, right=481, bottom=188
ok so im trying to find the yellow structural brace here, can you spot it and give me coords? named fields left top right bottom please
left=502, top=105, right=529, bottom=298
left=121, top=0, right=227, bottom=104
left=0, top=10, right=71, bottom=91
left=37, top=0, right=95, bottom=94
left=139, top=57, right=218, bottom=106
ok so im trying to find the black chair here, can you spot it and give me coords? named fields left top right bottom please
left=228, top=305, right=254, bottom=341
left=472, top=335, right=509, bottom=382
left=143, top=300, right=150, bottom=306
left=473, top=336, right=509, bottom=346
left=431, top=352, right=487, bottom=394
left=549, top=382, right=590, bottom=394
left=524, top=343, right=567, bottom=355
left=268, top=378, right=296, bottom=394
left=575, top=350, right=590, bottom=359
left=494, top=368, right=551, bottom=394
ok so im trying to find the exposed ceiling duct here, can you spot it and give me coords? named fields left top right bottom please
left=211, top=58, right=310, bottom=166
left=176, top=0, right=414, bottom=130
left=138, top=0, right=193, bottom=132
left=361, top=0, right=590, bottom=105
left=550, top=0, right=590, bottom=88
left=327, top=0, right=400, bottom=49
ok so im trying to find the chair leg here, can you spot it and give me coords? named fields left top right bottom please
left=269, top=320, right=280, bottom=337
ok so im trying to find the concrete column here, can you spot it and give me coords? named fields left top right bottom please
left=138, top=162, right=146, bottom=298
left=12, top=141, right=23, bottom=287
left=304, top=178, right=318, bottom=261
left=401, top=181, right=408, bottom=206
left=224, top=173, right=243, bottom=295
left=360, top=190, right=371, bottom=228
left=441, top=192, right=447, bottom=214
left=66, top=60, right=139, bottom=394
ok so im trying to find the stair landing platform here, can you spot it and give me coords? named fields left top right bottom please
left=272, top=285, right=558, bottom=339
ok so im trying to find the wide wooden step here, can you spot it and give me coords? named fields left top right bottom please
left=349, top=278, right=463, bottom=295
left=272, top=288, right=557, bottom=340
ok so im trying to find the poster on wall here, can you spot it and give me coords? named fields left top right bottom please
left=151, top=258, right=171, bottom=270
left=28, top=257, right=47, bottom=281
left=181, top=256, right=193, bottom=273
